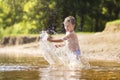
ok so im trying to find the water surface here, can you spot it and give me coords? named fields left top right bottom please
left=0, top=53, right=120, bottom=80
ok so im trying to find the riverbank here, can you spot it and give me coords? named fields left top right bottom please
left=79, top=32, right=120, bottom=62
left=0, top=32, right=120, bottom=62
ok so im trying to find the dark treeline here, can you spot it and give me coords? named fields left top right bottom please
left=0, top=0, right=120, bottom=36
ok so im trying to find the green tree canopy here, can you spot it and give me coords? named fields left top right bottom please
left=0, top=0, right=120, bottom=38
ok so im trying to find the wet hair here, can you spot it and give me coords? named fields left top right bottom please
left=64, top=16, right=75, bottom=25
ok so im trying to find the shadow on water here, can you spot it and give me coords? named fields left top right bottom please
left=0, top=53, right=120, bottom=80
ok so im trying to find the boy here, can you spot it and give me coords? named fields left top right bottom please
left=47, top=16, right=80, bottom=60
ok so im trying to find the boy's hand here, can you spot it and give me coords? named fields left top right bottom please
left=47, top=36, right=52, bottom=41
left=55, top=44, right=65, bottom=48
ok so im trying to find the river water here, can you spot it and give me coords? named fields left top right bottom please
left=0, top=52, right=120, bottom=80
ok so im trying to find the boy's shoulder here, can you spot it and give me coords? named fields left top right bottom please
left=66, top=32, right=76, bottom=37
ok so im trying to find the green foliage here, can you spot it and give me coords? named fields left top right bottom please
left=0, top=27, right=3, bottom=39
left=0, top=1, right=11, bottom=28
left=23, top=0, right=37, bottom=13
left=106, top=20, right=120, bottom=27
left=0, top=0, right=120, bottom=38
left=3, top=21, right=37, bottom=36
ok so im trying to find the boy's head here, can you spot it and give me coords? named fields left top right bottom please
left=63, top=16, right=75, bottom=25
left=63, top=16, right=75, bottom=32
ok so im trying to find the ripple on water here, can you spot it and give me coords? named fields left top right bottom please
left=0, top=65, right=40, bottom=71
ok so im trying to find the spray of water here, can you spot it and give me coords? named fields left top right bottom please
left=39, top=31, right=90, bottom=69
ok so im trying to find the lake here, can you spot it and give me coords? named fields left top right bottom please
left=0, top=52, right=120, bottom=80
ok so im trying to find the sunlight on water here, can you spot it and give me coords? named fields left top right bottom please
left=39, top=66, right=120, bottom=80
left=0, top=65, right=37, bottom=71
left=39, top=31, right=90, bottom=69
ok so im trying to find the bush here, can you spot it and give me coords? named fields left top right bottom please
left=3, top=21, right=37, bottom=36
left=0, top=27, right=3, bottom=39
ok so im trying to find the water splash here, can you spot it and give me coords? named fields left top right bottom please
left=39, top=31, right=90, bottom=69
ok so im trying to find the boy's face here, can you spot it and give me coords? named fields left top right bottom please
left=63, top=21, right=75, bottom=32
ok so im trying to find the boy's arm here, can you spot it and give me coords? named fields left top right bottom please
left=47, top=37, right=63, bottom=42
left=47, top=33, right=71, bottom=42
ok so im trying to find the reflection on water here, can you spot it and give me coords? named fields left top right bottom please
left=0, top=70, right=39, bottom=80
left=40, top=67, right=120, bottom=80
left=0, top=53, right=120, bottom=80
left=0, top=65, right=120, bottom=80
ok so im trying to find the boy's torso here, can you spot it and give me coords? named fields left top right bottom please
left=65, top=32, right=80, bottom=52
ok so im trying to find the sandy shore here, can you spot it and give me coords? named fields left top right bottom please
left=0, top=32, right=120, bottom=62
left=79, top=32, right=120, bottom=61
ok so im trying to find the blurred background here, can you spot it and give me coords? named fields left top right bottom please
left=0, top=0, right=120, bottom=38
